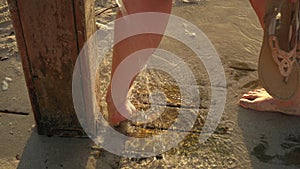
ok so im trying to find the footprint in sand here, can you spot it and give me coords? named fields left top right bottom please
left=252, top=134, right=300, bottom=167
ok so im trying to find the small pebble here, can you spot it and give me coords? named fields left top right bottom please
left=155, top=154, right=164, bottom=160
left=0, top=56, right=9, bottom=61
left=5, top=77, right=12, bottom=82
left=9, top=131, right=13, bottom=135
left=15, top=154, right=20, bottom=160
left=1, top=80, right=8, bottom=91
left=9, top=31, right=14, bottom=36
left=183, top=0, right=201, bottom=3
left=190, top=32, right=196, bottom=37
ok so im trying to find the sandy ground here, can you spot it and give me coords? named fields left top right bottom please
left=1, top=0, right=300, bottom=169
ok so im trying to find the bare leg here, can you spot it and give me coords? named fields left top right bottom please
left=239, top=0, right=300, bottom=115
left=249, top=0, right=266, bottom=28
left=106, top=0, right=172, bottom=126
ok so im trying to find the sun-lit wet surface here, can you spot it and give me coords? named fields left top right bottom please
left=93, top=1, right=300, bottom=168
left=94, top=2, right=242, bottom=169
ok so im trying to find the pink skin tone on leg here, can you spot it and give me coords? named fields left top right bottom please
left=106, top=0, right=172, bottom=126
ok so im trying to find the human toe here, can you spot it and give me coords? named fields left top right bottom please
left=239, top=98, right=252, bottom=108
left=241, top=93, right=259, bottom=100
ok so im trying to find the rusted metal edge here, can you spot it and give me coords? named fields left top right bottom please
left=7, top=0, right=43, bottom=133
left=73, top=0, right=97, bottom=135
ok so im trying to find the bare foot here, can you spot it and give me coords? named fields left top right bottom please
left=106, top=93, right=137, bottom=126
left=239, top=88, right=300, bottom=116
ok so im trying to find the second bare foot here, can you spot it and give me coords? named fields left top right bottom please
left=239, top=88, right=300, bottom=116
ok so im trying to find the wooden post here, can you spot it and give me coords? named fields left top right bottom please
left=7, top=0, right=96, bottom=136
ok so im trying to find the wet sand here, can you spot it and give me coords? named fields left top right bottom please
left=1, top=0, right=300, bottom=169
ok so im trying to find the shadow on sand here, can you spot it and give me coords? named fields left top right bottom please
left=237, top=107, right=300, bottom=169
left=17, top=129, right=121, bottom=169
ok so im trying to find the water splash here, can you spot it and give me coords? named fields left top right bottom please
left=116, top=0, right=128, bottom=16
